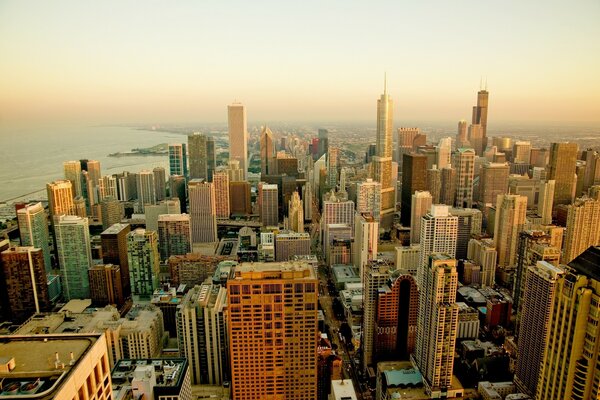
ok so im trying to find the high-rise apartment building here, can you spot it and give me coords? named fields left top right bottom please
left=512, top=141, right=532, bottom=164
left=397, top=127, right=424, bottom=163
left=548, top=142, right=578, bottom=206
left=456, top=120, right=468, bottom=148
left=213, top=170, right=230, bottom=218
left=47, top=180, right=75, bottom=220
left=472, top=88, right=489, bottom=152
left=514, top=261, right=564, bottom=397
left=55, top=215, right=92, bottom=300
left=467, top=238, right=497, bottom=287
left=373, top=80, right=395, bottom=225
left=127, top=228, right=160, bottom=298
left=356, top=178, right=382, bottom=221
left=260, top=125, right=276, bottom=177
left=410, top=191, right=432, bottom=245
left=274, top=232, right=311, bottom=261
left=450, top=207, right=482, bottom=260
left=88, top=264, right=125, bottom=306
left=188, top=179, right=218, bottom=243
left=454, top=148, right=476, bottom=208
left=136, top=170, right=156, bottom=212
left=493, top=194, right=528, bottom=267
left=101, top=223, right=131, bottom=297
left=418, top=205, right=458, bottom=287
left=17, top=202, right=51, bottom=273
left=562, top=197, right=600, bottom=263
left=169, top=143, right=188, bottom=177
left=0, top=246, right=51, bottom=322
left=98, top=175, right=118, bottom=201
left=478, top=162, right=509, bottom=205
left=537, top=247, right=600, bottom=400
left=170, top=175, right=187, bottom=213
left=287, top=191, right=304, bottom=233
left=227, top=262, right=318, bottom=400
left=436, top=137, right=452, bottom=169
left=259, top=183, right=279, bottom=227
left=538, top=180, right=556, bottom=225
left=468, top=124, right=484, bottom=156
left=414, top=254, right=461, bottom=398
left=401, top=153, right=428, bottom=226
left=440, top=167, right=456, bottom=206
left=63, top=160, right=83, bottom=197
left=177, top=282, right=228, bottom=385
left=153, top=166, right=166, bottom=201
left=354, top=213, right=378, bottom=281
left=228, top=102, right=248, bottom=180
left=157, top=214, right=192, bottom=261
left=188, top=133, right=212, bottom=180
left=100, top=196, right=124, bottom=230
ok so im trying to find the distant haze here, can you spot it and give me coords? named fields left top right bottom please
left=1, top=1, right=599, bottom=126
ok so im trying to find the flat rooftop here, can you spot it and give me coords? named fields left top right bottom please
left=231, top=261, right=317, bottom=280
left=101, top=223, right=130, bottom=235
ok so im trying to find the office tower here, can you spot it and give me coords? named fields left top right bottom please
left=418, top=205, right=458, bottom=286
left=318, top=128, right=329, bottom=158
left=415, top=254, right=460, bottom=398
left=169, top=143, right=188, bottom=177
left=468, top=124, right=484, bottom=155
left=493, top=194, right=527, bottom=268
left=454, top=148, right=476, bottom=208
left=63, top=160, right=83, bottom=197
left=287, top=191, right=304, bottom=233
left=46, top=179, right=75, bottom=219
left=562, top=197, right=600, bottom=263
left=395, top=244, right=421, bottom=274
left=373, top=79, right=395, bottom=225
left=303, top=179, right=313, bottom=221
left=17, top=202, right=51, bottom=273
left=513, top=261, right=563, bottom=397
left=401, top=153, right=428, bottom=226
left=145, top=199, right=181, bottom=231
left=101, top=223, right=131, bottom=296
left=136, top=170, right=156, bottom=212
left=228, top=102, right=248, bottom=180
left=537, top=247, right=600, bottom=400
left=375, top=272, right=419, bottom=361
left=260, top=125, right=276, bottom=177
left=227, top=262, right=318, bottom=400
left=426, top=167, right=442, bottom=204
left=55, top=215, right=92, bottom=300
left=98, top=175, right=118, bottom=200
left=582, top=149, right=600, bottom=191
left=0, top=246, right=50, bottom=322
left=88, top=264, right=125, bottom=306
left=73, top=196, right=87, bottom=217
left=100, top=196, right=123, bottom=230
left=450, top=207, right=482, bottom=260
left=472, top=88, right=489, bottom=151
left=322, top=190, right=355, bottom=240
left=188, top=179, right=218, bottom=243
left=548, top=142, right=578, bottom=205
left=456, top=120, right=468, bottom=148
left=327, top=147, right=340, bottom=187
left=169, top=174, right=187, bottom=213
left=152, top=166, right=166, bottom=201
left=177, top=283, right=228, bottom=385
left=0, top=333, right=113, bottom=400
left=275, top=232, right=311, bottom=261
left=229, top=181, right=252, bottom=215
left=157, top=214, right=192, bottom=260
left=410, top=191, right=432, bottom=244
left=397, top=127, right=423, bottom=163
left=362, top=260, right=392, bottom=372
left=538, top=180, right=556, bottom=224
left=213, top=170, right=230, bottom=218
left=226, top=159, right=245, bottom=182
left=276, top=156, right=299, bottom=177
left=467, top=238, right=497, bottom=287
left=259, top=183, right=279, bottom=227
left=440, top=166, right=456, bottom=206
left=128, top=228, right=160, bottom=298
left=478, top=162, right=509, bottom=205
left=188, top=132, right=210, bottom=180
left=356, top=178, right=382, bottom=220
left=436, top=137, right=452, bottom=169
left=512, top=141, right=532, bottom=164
left=354, top=213, right=378, bottom=282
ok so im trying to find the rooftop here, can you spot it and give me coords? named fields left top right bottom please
left=100, top=223, right=130, bottom=235
left=112, top=358, right=188, bottom=391
left=231, top=261, right=317, bottom=280
left=568, top=246, right=600, bottom=282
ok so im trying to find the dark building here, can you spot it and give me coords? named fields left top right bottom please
left=101, top=223, right=131, bottom=298
left=229, top=181, right=252, bottom=216
left=401, top=153, right=428, bottom=226
left=88, top=264, right=125, bottom=307
left=276, top=157, right=299, bottom=177
left=169, top=175, right=187, bottom=213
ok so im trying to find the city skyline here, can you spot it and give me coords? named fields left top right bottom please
left=1, top=1, right=599, bottom=126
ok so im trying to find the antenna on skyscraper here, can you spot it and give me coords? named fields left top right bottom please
left=384, top=72, right=387, bottom=94
left=480, top=76, right=483, bottom=90
left=485, top=76, right=488, bottom=90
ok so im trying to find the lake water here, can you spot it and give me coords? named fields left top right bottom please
left=0, top=125, right=186, bottom=203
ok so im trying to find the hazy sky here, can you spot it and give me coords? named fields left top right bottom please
left=1, top=1, right=599, bottom=126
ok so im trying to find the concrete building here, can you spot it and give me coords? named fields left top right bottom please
left=47, top=180, right=76, bottom=220
left=127, top=228, right=160, bottom=298
left=259, top=183, right=279, bottom=227
left=260, top=125, right=276, bottom=177
left=169, top=143, right=188, bottom=177
left=100, top=196, right=124, bottom=230
left=88, top=264, right=125, bottom=307
left=188, top=132, right=212, bottom=180
left=538, top=180, right=555, bottom=225
left=287, top=191, right=304, bottom=233
left=356, top=178, right=382, bottom=221
left=548, top=142, right=578, bottom=206
left=55, top=215, right=92, bottom=300
left=454, top=148, right=476, bottom=208
left=395, top=244, right=420, bottom=274
left=493, top=195, right=528, bottom=268
left=136, top=170, right=156, bottom=212
left=478, top=162, right=509, bottom=206
left=274, top=232, right=311, bottom=262
left=562, top=197, right=600, bottom=263
left=188, top=179, right=218, bottom=243
left=153, top=166, right=166, bottom=201
left=229, top=181, right=252, bottom=216
left=228, top=103, right=248, bottom=179
left=213, top=170, right=230, bottom=218
left=63, top=160, right=83, bottom=197
left=101, top=223, right=131, bottom=298
left=227, top=262, right=318, bottom=400
left=467, top=238, right=497, bottom=287
left=157, top=214, right=192, bottom=261
left=401, top=153, right=428, bottom=227
left=410, top=191, right=432, bottom=244
left=354, top=213, right=378, bottom=281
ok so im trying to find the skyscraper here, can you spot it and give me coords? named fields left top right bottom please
left=493, top=194, right=528, bottom=267
left=260, top=125, right=276, bottom=177
left=513, top=141, right=532, bottom=164
left=169, top=143, right=188, bottom=177
left=401, top=153, right=428, bottom=226
left=478, top=162, right=509, bottom=206
left=157, top=214, right=192, bottom=261
left=17, top=202, right=51, bottom=273
left=538, top=180, right=556, bottom=225
left=153, top=166, right=166, bottom=201
left=414, top=254, right=461, bottom=398
left=127, top=228, right=160, bottom=298
left=373, top=78, right=395, bottom=225
left=454, top=148, right=476, bottom=208
left=450, top=207, right=482, bottom=260
left=548, top=142, right=578, bottom=206
left=188, top=179, right=218, bottom=243
left=55, top=215, right=92, bottom=300
left=354, top=213, right=379, bottom=282
left=514, top=261, right=564, bottom=397
left=169, top=174, right=187, bottom=213
left=410, top=191, right=432, bottom=244
left=98, top=175, right=118, bottom=201
left=88, top=264, right=125, bottom=307
left=318, top=128, right=329, bottom=158
left=287, top=191, right=304, bottom=233
left=63, top=160, right=83, bottom=197
left=418, top=205, right=458, bottom=287
left=188, top=132, right=210, bottom=180
left=456, top=120, right=468, bottom=148
left=436, top=137, right=452, bottom=169
left=229, top=181, right=252, bottom=216
left=562, top=196, right=600, bottom=263
left=227, top=262, right=318, bottom=400
left=136, top=169, right=156, bottom=212
left=472, top=88, right=489, bottom=152
left=228, top=102, right=248, bottom=180
left=356, top=178, right=382, bottom=221
left=213, top=170, right=230, bottom=218
left=101, top=223, right=131, bottom=297
left=46, top=180, right=75, bottom=220
left=259, top=183, right=279, bottom=227
left=537, top=247, right=600, bottom=400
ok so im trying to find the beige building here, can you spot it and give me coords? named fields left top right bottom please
left=227, top=262, right=318, bottom=400
left=274, top=232, right=310, bottom=262
left=354, top=213, right=379, bottom=282
left=213, top=170, right=230, bottom=218
left=493, top=194, right=527, bottom=267
left=47, top=179, right=75, bottom=220
left=373, top=80, right=395, bottom=224
left=454, top=148, right=476, bottom=208
left=356, top=178, right=382, bottom=221
left=287, top=191, right=304, bottom=233
left=410, top=191, right=432, bottom=245
left=562, top=197, right=600, bottom=263
left=188, top=179, right=218, bottom=243
left=228, top=103, right=248, bottom=179
left=478, top=162, right=509, bottom=206
left=548, top=142, right=578, bottom=206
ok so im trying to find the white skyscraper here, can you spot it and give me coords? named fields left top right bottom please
left=136, top=170, right=156, bottom=212
left=418, top=205, right=458, bottom=287
left=436, top=137, right=453, bottom=169
left=354, top=213, right=379, bottom=282
left=356, top=179, right=382, bottom=221
left=410, top=191, right=433, bottom=245
left=228, top=102, right=248, bottom=180
left=188, top=179, right=218, bottom=243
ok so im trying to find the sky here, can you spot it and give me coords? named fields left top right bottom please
left=0, top=0, right=599, bottom=126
